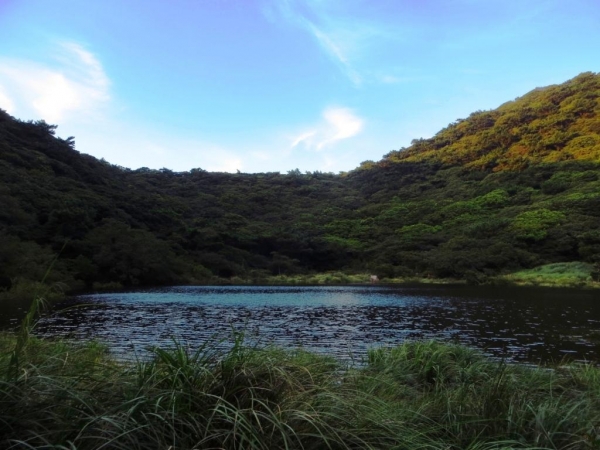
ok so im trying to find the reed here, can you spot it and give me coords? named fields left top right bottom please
left=1, top=335, right=599, bottom=449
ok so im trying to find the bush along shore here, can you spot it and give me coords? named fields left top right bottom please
left=2, top=332, right=600, bottom=450
left=4, top=264, right=598, bottom=306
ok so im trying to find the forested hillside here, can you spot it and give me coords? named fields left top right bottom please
left=1, top=72, right=600, bottom=291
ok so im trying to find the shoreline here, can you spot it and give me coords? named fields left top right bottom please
left=85, top=273, right=599, bottom=294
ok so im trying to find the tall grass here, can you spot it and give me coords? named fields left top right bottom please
left=500, top=262, right=598, bottom=288
left=1, top=335, right=599, bottom=449
left=6, top=254, right=66, bottom=379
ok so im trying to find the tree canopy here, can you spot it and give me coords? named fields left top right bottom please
left=1, top=72, right=600, bottom=289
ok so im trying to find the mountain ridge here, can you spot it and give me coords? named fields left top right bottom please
left=371, top=72, right=600, bottom=171
left=1, top=72, right=600, bottom=293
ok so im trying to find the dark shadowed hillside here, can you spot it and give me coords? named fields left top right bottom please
left=1, top=72, right=600, bottom=292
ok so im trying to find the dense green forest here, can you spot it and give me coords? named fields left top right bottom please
left=1, top=72, right=600, bottom=292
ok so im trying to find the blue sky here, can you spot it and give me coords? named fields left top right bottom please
left=0, top=0, right=599, bottom=173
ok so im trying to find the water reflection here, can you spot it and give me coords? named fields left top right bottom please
left=11, top=285, right=600, bottom=363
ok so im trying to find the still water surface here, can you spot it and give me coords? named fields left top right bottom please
left=17, top=285, right=600, bottom=363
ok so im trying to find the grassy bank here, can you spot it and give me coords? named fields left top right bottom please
left=232, top=272, right=464, bottom=286
left=497, top=262, right=600, bottom=288
left=77, top=272, right=465, bottom=292
left=6, top=263, right=599, bottom=300
left=1, top=335, right=600, bottom=449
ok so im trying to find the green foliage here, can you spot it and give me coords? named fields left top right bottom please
left=1, top=336, right=600, bottom=449
left=475, top=189, right=510, bottom=207
left=500, top=261, right=596, bottom=287
left=86, top=219, right=184, bottom=286
left=2, top=75, right=600, bottom=286
left=396, top=223, right=441, bottom=238
left=384, top=71, right=600, bottom=170
left=323, top=234, right=363, bottom=250
left=511, top=209, right=566, bottom=241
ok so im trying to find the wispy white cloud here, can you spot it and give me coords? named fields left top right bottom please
left=291, top=106, right=364, bottom=151
left=0, top=42, right=110, bottom=123
left=319, top=107, right=364, bottom=148
left=291, top=130, right=317, bottom=148
left=265, top=0, right=396, bottom=86
left=306, top=22, right=362, bottom=85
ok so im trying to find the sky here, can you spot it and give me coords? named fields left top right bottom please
left=0, top=0, right=599, bottom=173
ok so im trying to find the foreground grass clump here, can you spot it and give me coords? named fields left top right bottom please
left=1, top=337, right=600, bottom=449
left=499, top=262, right=598, bottom=287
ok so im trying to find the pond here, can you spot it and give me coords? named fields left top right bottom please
left=6, top=284, right=600, bottom=364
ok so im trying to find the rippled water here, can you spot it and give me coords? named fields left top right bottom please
left=9, top=285, right=600, bottom=363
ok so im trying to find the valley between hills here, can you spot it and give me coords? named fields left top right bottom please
left=2, top=72, right=600, bottom=298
